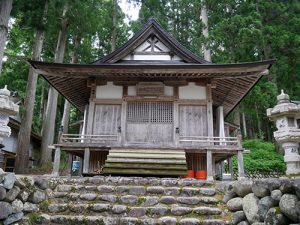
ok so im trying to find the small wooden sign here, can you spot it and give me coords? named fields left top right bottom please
left=137, top=82, right=164, bottom=96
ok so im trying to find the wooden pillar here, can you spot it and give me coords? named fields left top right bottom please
left=206, top=150, right=213, bottom=181
left=66, top=153, right=73, bottom=176
left=83, top=147, right=90, bottom=174
left=86, top=102, right=95, bottom=136
left=173, top=102, right=179, bottom=147
left=121, top=100, right=127, bottom=145
left=82, top=104, right=89, bottom=135
left=217, top=106, right=225, bottom=144
left=206, top=84, right=214, bottom=138
left=228, top=157, right=234, bottom=180
left=237, top=151, right=245, bottom=179
left=52, top=146, right=61, bottom=176
left=220, top=160, right=224, bottom=178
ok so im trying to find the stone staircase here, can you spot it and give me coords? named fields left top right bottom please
left=26, top=176, right=230, bottom=225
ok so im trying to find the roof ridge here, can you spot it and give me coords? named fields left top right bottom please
left=91, top=17, right=210, bottom=64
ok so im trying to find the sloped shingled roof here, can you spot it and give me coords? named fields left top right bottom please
left=28, top=18, right=274, bottom=116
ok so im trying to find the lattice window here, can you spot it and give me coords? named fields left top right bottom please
left=127, top=101, right=173, bottom=123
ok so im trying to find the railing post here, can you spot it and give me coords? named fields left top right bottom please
left=52, top=146, right=61, bottom=176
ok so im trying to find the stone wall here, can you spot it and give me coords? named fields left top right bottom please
left=221, top=178, right=300, bottom=225
left=0, top=170, right=51, bottom=225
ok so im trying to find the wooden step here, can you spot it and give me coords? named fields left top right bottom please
left=103, top=149, right=187, bottom=177
left=105, top=158, right=186, bottom=164
left=104, top=163, right=188, bottom=170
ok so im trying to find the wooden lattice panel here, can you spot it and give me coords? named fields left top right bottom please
left=127, top=101, right=173, bottom=124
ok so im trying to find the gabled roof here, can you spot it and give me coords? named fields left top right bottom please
left=93, top=18, right=210, bottom=64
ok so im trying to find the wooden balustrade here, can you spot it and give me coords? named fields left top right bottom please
left=60, top=133, right=241, bottom=149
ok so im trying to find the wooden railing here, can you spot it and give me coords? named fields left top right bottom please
left=60, top=134, right=119, bottom=143
left=179, top=136, right=240, bottom=146
left=60, top=133, right=242, bottom=149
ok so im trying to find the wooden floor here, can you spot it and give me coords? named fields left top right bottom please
left=102, top=149, right=187, bottom=176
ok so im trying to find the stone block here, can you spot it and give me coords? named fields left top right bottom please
left=5, top=186, right=20, bottom=202
left=279, top=194, right=299, bottom=222
left=80, top=193, right=97, bottom=201
left=242, top=193, right=260, bottom=224
left=112, top=205, right=126, bottom=214
left=147, top=186, right=164, bottom=194
left=148, top=207, right=168, bottom=217
left=164, top=187, right=180, bottom=196
left=159, top=216, right=177, bottom=225
left=120, top=195, right=138, bottom=205
left=171, top=206, right=192, bottom=216
left=193, top=207, right=222, bottom=215
left=129, top=186, right=146, bottom=195
left=0, top=202, right=12, bottom=220
left=129, top=207, right=146, bottom=217
left=159, top=196, right=176, bottom=204
left=91, top=203, right=110, bottom=212
left=181, top=187, right=198, bottom=196
left=97, top=185, right=114, bottom=193
left=177, top=197, right=200, bottom=205
left=179, top=218, right=200, bottom=225
left=227, top=197, right=243, bottom=212
left=23, top=202, right=39, bottom=212
left=3, top=173, right=16, bottom=190
left=11, top=199, right=23, bottom=213
left=3, top=212, right=23, bottom=225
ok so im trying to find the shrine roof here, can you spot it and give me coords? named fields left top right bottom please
left=28, top=18, right=274, bottom=115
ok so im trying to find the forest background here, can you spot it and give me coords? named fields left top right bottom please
left=0, top=0, right=299, bottom=173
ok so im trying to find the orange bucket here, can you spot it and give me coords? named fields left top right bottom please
left=186, top=170, right=195, bottom=178
left=195, top=170, right=207, bottom=180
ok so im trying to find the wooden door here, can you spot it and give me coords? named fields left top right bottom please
left=179, top=105, right=207, bottom=146
left=126, top=101, right=173, bottom=146
left=93, top=105, right=121, bottom=143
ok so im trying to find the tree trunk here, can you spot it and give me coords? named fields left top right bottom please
left=14, top=0, right=48, bottom=174
left=111, top=0, right=117, bottom=51
left=254, top=103, right=262, bottom=139
left=200, top=1, right=211, bottom=62
left=242, top=111, right=247, bottom=138
left=40, top=4, right=68, bottom=165
left=59, top=36, right=80, bottom=137
left=233, top=105, right=241, bottom=128
left=0, top=0, right=13, bottom=75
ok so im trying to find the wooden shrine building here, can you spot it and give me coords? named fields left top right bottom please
left=29, top=18, right=274, bottom=180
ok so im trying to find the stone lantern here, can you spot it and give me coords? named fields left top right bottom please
left=267, top=90, right=300, bottom=175
left=0, top=85, right=19, bottom=147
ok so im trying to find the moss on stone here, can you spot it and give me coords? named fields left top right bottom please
left=27, top=212, right=41, bottom=224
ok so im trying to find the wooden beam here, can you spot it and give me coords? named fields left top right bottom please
left=83, top=147, right=90, bottom=174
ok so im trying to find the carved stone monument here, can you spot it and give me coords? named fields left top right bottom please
left=267, top=90, right=300, bottom=175
left=0, top=85, right=19, bottom=147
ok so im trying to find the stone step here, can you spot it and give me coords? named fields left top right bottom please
left=49, top=176, right=214, bottom=187
left=48, top=193, right=220, bottom=207
left=28, top=214, right=226, bottom=225
left=49, top=194, right=219, bottom=211
left=54, top=184, right=216, bottom=197
left=45, top=203, right=222, bottom=217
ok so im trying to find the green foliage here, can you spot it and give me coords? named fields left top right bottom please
left=233, top=139, right=286, bottom=172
